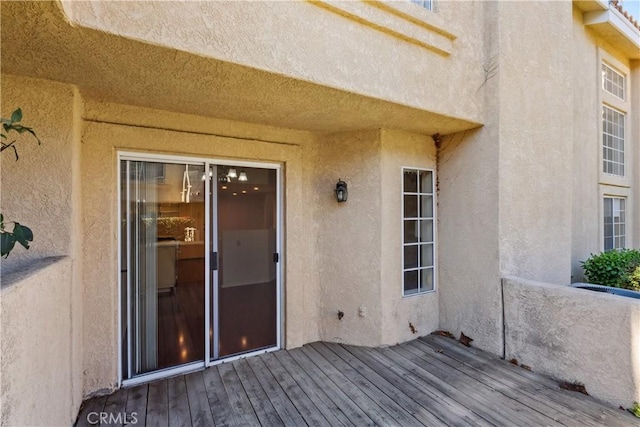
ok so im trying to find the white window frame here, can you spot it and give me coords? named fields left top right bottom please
left=598, top=52, right=631, bottom=188
left=401, top=167, right=437, bottom=297
left=603, top=196, right=627, bottom=251
left=602, top=104, right=626, bottom=177
left=409, top=0, right=433, bottom=11
left=602, top=62, right=625, bottom=101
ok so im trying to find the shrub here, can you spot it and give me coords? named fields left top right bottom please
left=581, top=249, right=640, bottom=289
left=625, top=266, right=640, bottom=292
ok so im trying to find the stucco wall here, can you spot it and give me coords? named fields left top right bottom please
left=437, top=1, right=502, bottom=356
left=1, top=257, right=75, bottom=426
left=1, top=74, right=84, bottom=421
left=570, top=7, right=639, bottom=280
left=59, top=0, right=486, bottom=126
left=380, top=129, right=439, bottom=345
left=81, top=100, right=319, bottom=395
left=313, top=130, right=384, bottom=346
left=503, top=276, right=640, bottom=407
left=497, top=1, right=574, bottom=285
left=1, top=75, right=78, bottom=263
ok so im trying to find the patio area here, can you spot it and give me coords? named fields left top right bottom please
left=75, top=335, right=637, bottom=426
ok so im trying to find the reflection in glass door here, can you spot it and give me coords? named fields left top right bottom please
left=120, top=155, right=280, bottom=383
left=121, top=159, right=206, bottom=378
left=212, top=166, right=278, bottom=358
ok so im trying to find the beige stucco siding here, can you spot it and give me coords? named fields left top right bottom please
left=497, top=1, right=574, bottom=285
left=59, top=0, right=486, bottom=126
left=503, top=277, right=640, bottom=406
left=380, top=129, right=439, bottom=345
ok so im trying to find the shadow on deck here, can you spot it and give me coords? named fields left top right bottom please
left=76, top=335, right=637, bottom=426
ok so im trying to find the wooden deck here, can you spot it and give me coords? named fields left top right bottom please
left=76, top=335, right=637, bottom=426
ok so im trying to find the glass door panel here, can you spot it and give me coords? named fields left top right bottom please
left=121, top=160, right=206, bottom=377
left=214, top=166, right=278, bottom=358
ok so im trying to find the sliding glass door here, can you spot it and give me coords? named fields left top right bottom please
left=120, top=154, right=280, bottom=383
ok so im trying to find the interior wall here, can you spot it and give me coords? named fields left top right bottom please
left=379, top=129, right=439, bottom=345
left=80, top=100, right=317, bottom=396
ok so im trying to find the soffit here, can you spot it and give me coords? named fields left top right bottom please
left=1, top=1, right=481, bottom=136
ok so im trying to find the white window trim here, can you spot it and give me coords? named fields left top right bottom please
left=600, top=186, right=632, bottom=251
left=401, top=167, right=437, bottom=297
left=598, top=49, right=631, bottom=188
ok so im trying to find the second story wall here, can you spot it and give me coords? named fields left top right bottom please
left=59, top=0, right=487, bottom=126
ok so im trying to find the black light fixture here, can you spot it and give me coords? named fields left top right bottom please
left=335, top=179, right=348, bottom=203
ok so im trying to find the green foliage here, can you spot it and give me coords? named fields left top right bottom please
left=625, top=266, right=640, bottom=292
left=582, top=249, right=640, bottom=290
left=1, top=108, right=41, bottom=160
left=629, top=401, right=640, bottom=418
left=1, top=108, right=39, bottom=257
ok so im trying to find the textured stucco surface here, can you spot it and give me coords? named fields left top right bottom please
left=313, top=130, right=385, bottom=346
left=503, top=277, right=640, bottom=407
left=380, top=129, right=439, bottom=345
left=0, top=257, right=75, bottom=426
left=1, top=1, right=480, bottom=136
left=1, top=75, right=77, bottom=264
left=1, top=75, right=85, bottom=419
left=497, top=1, right=574, bottom=285
left=59, top=0, right=485, bottom=125
left=81, top=101, right=316, bottom=395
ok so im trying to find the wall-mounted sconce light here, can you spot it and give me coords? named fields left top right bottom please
left=335, top=179, right=348, bottom=203
left=238, top=171, right=248, bottom=182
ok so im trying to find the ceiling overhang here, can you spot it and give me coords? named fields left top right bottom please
left=1, top=1, right=481, bottom=136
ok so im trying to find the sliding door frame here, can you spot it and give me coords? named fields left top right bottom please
left=117, top=151, right=283, bottom=387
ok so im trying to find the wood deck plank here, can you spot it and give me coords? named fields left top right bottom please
left=288, top=347, right=376, bottom=426
left=423, top=335, right=637, bottom=426
left=382, top=345, right=538, bottom=427
left=274, top=350, right=355, bottom=427
left=202, top=364, right=237, bottom=427
left=300, top=345, right=402, bottom=426
left=232, top=358, right=283, bottom=426
left=81, top=336, right=635, bottom=427
left=184, top=371, right=215, bottom=427
left=124, top=384, right=148, bottom=426
left=245, top=355, right=307, bottom=426
left=102, top=388, right=129, bottom=426
left=146, top=380, right=169, bottom=427
left=75, top=395, right=108, bottom=427
left=338, top=343, right=489, bottom=427
left=216, top=362, right=261, bottom=426
left=397, top=341, right=563, bottom=427
left=412, top=338, right=604, bottom=427
left=317, top=342, right=443, bottom=427
left=260, top=351, right=336, bottom=427
left=168, top=375, right=192, bottom=427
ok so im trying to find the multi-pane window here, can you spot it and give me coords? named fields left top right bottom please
left=402, top=168, right=435, bottom=296
left=604, top=197, right=626, bottom=250
left=410, top=0, right=432, bottom=10
left=602, top=63, right=625, bottom=100
left=602, top=105, right=625, bottom=176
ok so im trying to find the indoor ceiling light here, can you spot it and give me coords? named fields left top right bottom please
left=227, top=168, right=237, bottom=179
left=238, top=171, right=248, bottom=182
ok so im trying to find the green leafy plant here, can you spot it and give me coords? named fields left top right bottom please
left=1, top=108, right=39, bottom=258
left=624, top=266, right=640, bottom=292
left=629, top=401, right=640, bottom=418
left=582, top=249, right=640, bottom=289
